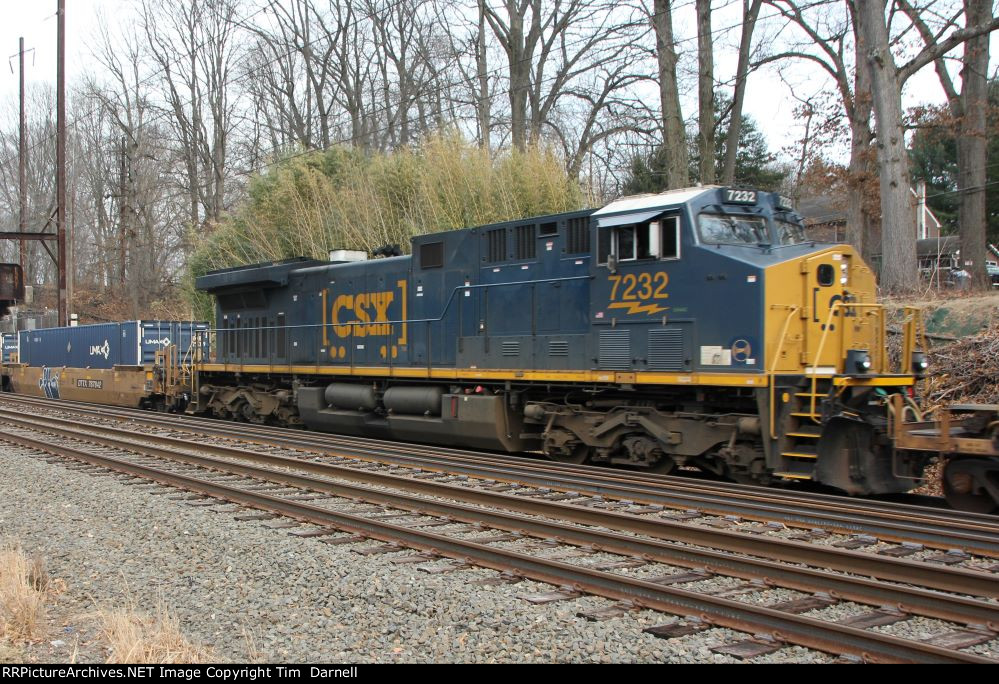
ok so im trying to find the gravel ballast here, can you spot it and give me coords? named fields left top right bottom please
left=0, top=444, right=845, bottom=663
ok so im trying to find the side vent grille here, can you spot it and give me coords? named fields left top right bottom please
left=501, top=340, right=520, bottom=357
left=515, top=224, right=536, bottom=260
left=486, top=228, right=505, bottom=263
left=548, top=340, right=569, bottom=357
left=598, top=330, right=631, bottom=370
left=648, top=329, right=684, bottom=371
left=566, top=217, right=590, bottom=254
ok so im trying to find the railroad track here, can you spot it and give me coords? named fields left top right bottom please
left=2, top=393, right=997, bottom=556
left=0, top=397, right=997, bottom=662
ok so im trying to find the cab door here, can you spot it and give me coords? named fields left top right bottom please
left=800, top=251, right=849, bottom=371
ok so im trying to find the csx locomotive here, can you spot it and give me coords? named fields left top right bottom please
left=191, top=185, right=944, bottom=500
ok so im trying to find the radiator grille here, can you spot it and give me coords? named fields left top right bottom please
left=598, top=330, right=631, bottom=370
left=501, top=340, right=520, bottom=357
left=548, top=340, right=569, bottom=357
left=648, top=329, right=684, bottom=371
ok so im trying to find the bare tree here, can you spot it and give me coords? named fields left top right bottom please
left=695, top=0, right=715, bottom=184
left=484, top=0, right=646, bottom=164
left=763, top=1, right=877, bottom=259
left=141, top=0, right=240, bottom=229
left=901, top=0, right=992, bottom=289
left=650, top=0, right=689, bottom=188
left=721, top=0, right=764, bottom=185
left=855, top=0, right=999, bottom=291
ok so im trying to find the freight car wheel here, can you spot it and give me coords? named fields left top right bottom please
left=943, top=458, right=999, bottom=514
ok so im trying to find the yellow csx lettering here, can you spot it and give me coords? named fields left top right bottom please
left=331, top=291, right=394, bottom=337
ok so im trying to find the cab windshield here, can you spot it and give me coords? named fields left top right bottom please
left=698, top=214, right=768, bottom=245
left=777, top=220, right=807, bottom=245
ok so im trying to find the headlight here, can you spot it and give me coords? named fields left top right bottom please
left=846, top=349, right=872, bottom=374
left=840, top=262, right=849, bottom=285
left=912, top=352, right=929, bottom=377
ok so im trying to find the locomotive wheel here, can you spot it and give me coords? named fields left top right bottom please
left=646, top=454, right=676, bottom=474
left=548, top=443, right=591, bottom=465
left=943, top=459, right=998, bottom=514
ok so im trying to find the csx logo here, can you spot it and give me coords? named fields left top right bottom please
left=330, top=292, right=395, bottom=337
left=323, top=282, right=409, bottom=360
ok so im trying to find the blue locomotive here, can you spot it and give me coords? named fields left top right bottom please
left=193, top=185, right=940, bottom=498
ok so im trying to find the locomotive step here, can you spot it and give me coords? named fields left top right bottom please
left=781, top=451, right=818, bottom=460
left=772, top=471, right=813, bottom=481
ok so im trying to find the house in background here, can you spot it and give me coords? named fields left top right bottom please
left=797, top=184, right=941, bottom=244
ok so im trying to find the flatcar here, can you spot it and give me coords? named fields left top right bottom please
left=3, top=320, right=208, bottom=409
left=190, top=185, right=956, bottom=501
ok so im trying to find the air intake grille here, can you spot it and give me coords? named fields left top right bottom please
left=567, top=217, right=590, bottom=254
left=501, top=340, right=520, bottom=356
left=548, top=340, right=569, bottom=357
left=486, top=228, right=505, bottom=263
left=648, top=329, right=684, bottom=370
left=598, top=330, right=631, bottom=370
left=515, top=224, right=536, bottom=260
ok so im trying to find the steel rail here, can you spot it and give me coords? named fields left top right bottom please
left=1, top=395, right=997, bottom=556
left=4, top=410, right=999, bottom=607
left=5, top=392, right=987, bottom=528
left=2, top=393, right=983, bottom=525
left=0, top=429, right=991, bottom=664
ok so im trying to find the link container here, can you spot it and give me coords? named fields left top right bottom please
left=2, top=333, right=16, bottom=363
left=17, top=321, right=209, bottom=369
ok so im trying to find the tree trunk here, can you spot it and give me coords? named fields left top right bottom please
left=477, top=0, right=491, bottom=150
left=696, top=0, right=715, bottom=185
left=856, top=1, right=916, bottom=292
left=958, top=0, right=990, bottom=289
left=508, top=0, right=529, bottom=151
left=846, top=25, right=875, bottom=261
left=721, top=0, right=762, bottom=186
left=652, top=0, right=688, bottom=188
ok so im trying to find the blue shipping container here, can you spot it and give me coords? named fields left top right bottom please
left=2, top=333, right=17, bottom=363
left=17, top=321, right=209, bottom=370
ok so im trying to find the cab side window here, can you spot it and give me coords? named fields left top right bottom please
left=658, top=216, right=680, bottom=260
left=598, top=215, right=681, bottom=264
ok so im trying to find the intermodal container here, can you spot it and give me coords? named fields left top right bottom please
left=17, top=321, right=209, bottom=369
left=2, top=333, right=17, bottom=363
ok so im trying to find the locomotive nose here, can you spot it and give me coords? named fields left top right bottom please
left=764, top=246, right=883, bottom=377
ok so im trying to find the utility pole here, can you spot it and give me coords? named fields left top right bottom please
left=56, top=0, right=67, bottom=326
left=1, top=29, right=59, bottom=318
left=18, top=37, right=27, bottom=281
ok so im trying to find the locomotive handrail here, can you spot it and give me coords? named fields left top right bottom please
left=201, top=275, right=594, bottom=335
left=768, top=305, right=800, bottom=439
left=198, top=275, right=594, bottom=372
left=808, top=301, right=889, bottom=423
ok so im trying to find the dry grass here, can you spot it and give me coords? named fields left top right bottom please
left=99, top=603, right=211, bottom=664
left=0, top=542, right=50, bottom=643
left=0, top=641, right=24, bottom=662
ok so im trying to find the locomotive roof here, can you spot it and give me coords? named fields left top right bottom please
left=593, top=186, right=716, bottom=217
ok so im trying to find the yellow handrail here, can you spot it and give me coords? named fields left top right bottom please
left=808, top=302, right=885, bottom=422
left=769, top=305, right=799, bottom=439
